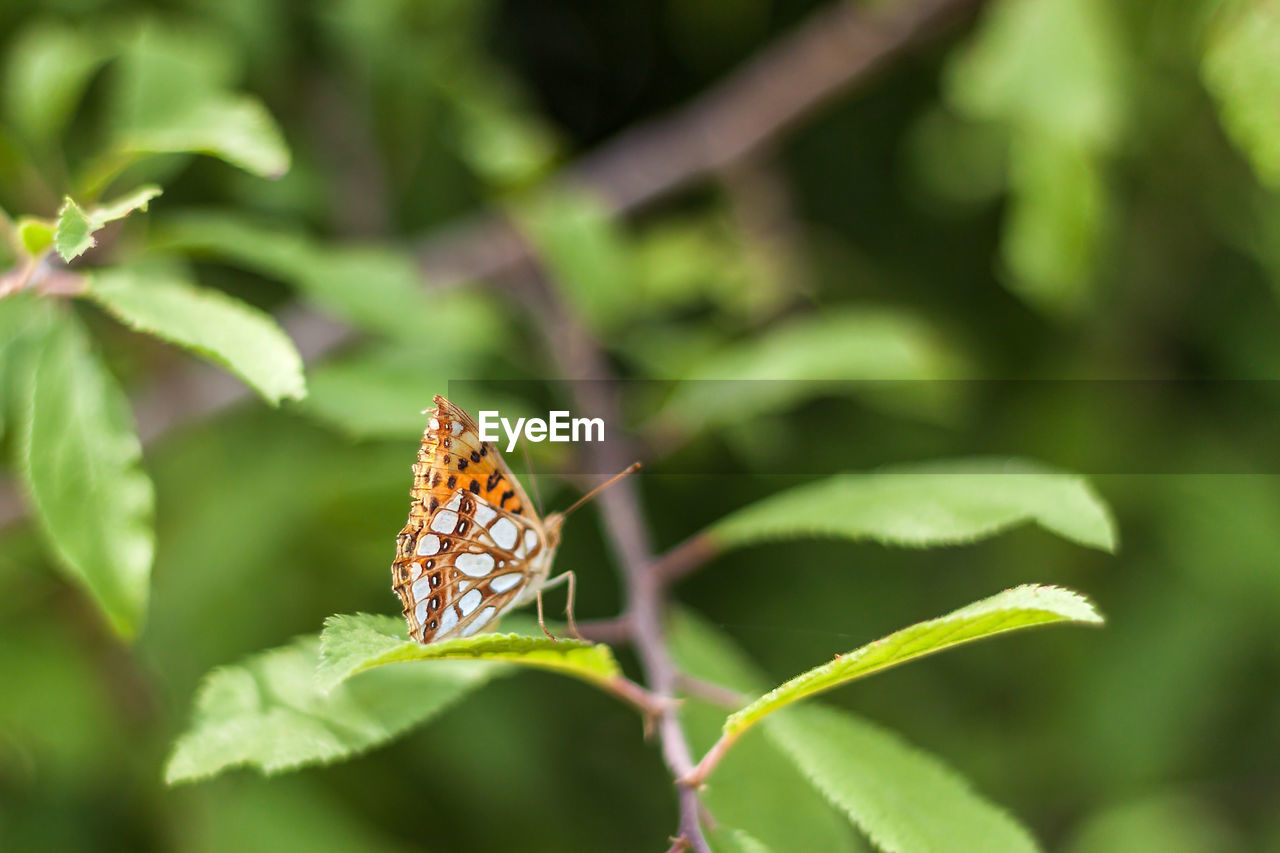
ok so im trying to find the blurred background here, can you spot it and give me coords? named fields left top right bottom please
left=2, top=0, right=1280, bottom=850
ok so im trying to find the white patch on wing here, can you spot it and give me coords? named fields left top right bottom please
left=490, top=517, right=518, bottom=550
left=417, top=534, right=440, bottom=556
left=489, top=572, right=523, bottom=593
left=411, top=576, right=431, bottom=601
left=458, top=580, right=471, bottom=593
left=430, top=510, right=459, bottom=534
left=409, top=561, right=424, bottom=580
left=474, top=503, right=498, bottom=526
left=438, top=606, right=459, bottom=634
left=457, top=588, right=482, bottom=616
left=451, top=421, right=463, bottom=436
left=429, top=417, right=440, bottom=431
left=515, top=528, right=538, bottom=558
left=455, top=552, right=495, bottom=578
left=444, top=493, right=462, bottom=512
left=461, top=606, right=496, bottom=637
left=414, top=598, right=429, bottom=625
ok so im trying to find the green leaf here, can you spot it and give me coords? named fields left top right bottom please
left=16, top=313, right=154, bottom=638
left=669, top=613, right=864, bottom=853
left=3, top=22, right=108, bottom=144
left=514, top=189, right=633, bottom=330
left=1064, top=793, right=1242, bottom=853
left=725, top=585, right=1102, bottom=737
left=94, top=185, right=166, bottom=222
left=299, top=345, right=529, bottom=441
left=767, top=705, right=1040, bottom=853
left=943, top=0, right=1124, bottom=313
left=946, top=0, right=1125, bottom=150
left=443, top=67, right=560, bottom=187
left=54, top=199, right=96, bottom=262
left=165, top=635, right=505, bottom=783
left=55, top=186, right=162, bottom=262
left=189, top=777, right=418, bottom=853
left=671, top=612, right=1042, bottom=853
left=710, top=828, right=778, bottom=853
left=1000, top=134, right=1109, bottom=314
left=107, top=26, right=289, bottom=180
left=652, top=309, right=969, bottom=435
left=15, top=217, right=54, bottom=256
left=317, top=613, right=621, bottom=694
left=0, top=293, right=53, bottom=443
left=630, top=213, right=777, bottom=318
left=1202, top=0, right=1280, bottom=188
left=299, top=344, right=472, bottom=439
left=85, top=266, right=306, bottom=404
left=709, top=458, right=1117, bottom=553
left=906, top=105, right=1008, bottom=207
left=117, top=97, right=290, bottom=179
left=156, top=211, right=502, bottom=342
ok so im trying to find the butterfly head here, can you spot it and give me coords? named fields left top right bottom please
left=541, top=462, right=641, bottom=548
left=543, top=512, right=566, bottom=548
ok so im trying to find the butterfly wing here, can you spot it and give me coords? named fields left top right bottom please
left=391, top=396, right=552, bottom=643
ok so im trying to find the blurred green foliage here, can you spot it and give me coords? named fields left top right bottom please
left=3, top=0, right=1280, bottom=850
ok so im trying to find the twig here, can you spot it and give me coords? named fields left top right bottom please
left=674, top=674, right=748, bottom=710
left=575, top=615, right=633, bottom=644
left=651, top=533, right=720, bottom=588
left=0, top=0, right=982, bottom=531
left=306, top=74, right=391, bottom=238
left=519, top=264, right=713, bottom=852
left=682, top=730, right=743, bottom=790
left=415, top=0, right=983, bottom=287
left=606, top=676, right=681, bottom=738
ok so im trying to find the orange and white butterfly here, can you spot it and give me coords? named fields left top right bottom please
left=391, top=396, right=636, bottom=644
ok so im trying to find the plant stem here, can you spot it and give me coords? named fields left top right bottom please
left=682, top=731, right=742, bottom=790
left=522, top=265, right=713, bottom=853
left=674, top=674, right=748, bottom=710
left=651, top=533, right=719, bottom=588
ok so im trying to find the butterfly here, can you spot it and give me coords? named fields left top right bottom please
left=391, top=396, right=637, bottom=644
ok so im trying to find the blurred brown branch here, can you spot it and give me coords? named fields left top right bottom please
left=414, top=0, right=982, bottom=287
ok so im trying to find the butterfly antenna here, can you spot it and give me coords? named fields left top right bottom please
left=521, top=439, right=545, bottom=518
left=560, top=462, right=643, bottom=520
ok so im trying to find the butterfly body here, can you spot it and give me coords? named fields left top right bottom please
left=392, top=397, right=565, bottom=643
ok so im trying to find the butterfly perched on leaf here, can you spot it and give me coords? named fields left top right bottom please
left=390, top=396, right=636, bottom=644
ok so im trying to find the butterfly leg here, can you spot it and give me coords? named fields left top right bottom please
left=535, top=571, right=583, bottom=642
left=536, top=586, right=555, bottom=642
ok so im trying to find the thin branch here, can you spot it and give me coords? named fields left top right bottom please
left=575, top=615, right=633, bottom=645
left=306, top=73, right=391, bottom=238
left=651, top=533, right=720, bottom=588
left=682, top=730, right=743, bottom=790
left=674, top=674, right=749, bottom=710
left=415, top=0, right=983, bottom=288
left=519, top=263, right=713, bottom=852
